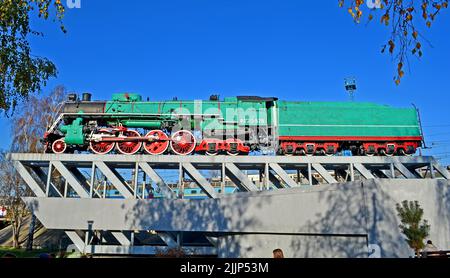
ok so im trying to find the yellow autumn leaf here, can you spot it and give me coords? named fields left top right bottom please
left=388, top=40, right=395, bottom=53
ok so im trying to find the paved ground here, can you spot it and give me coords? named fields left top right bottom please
left=0, top=216, right=71, bottom=250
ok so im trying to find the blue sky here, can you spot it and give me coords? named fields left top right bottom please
left=2, top=0, right=450, bottom=164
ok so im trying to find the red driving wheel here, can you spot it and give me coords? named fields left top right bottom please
left=170, top=130, right=197, bottom=156
left=143, top=130, right=170, bottom=155
left=90, top=129, right=116, bottom=155
left=116, top=130, right=142, bottom=155
left=52, top=139, right=67, bottom=154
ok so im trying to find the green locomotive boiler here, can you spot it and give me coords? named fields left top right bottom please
left=43, top=93, right=424, bottom=156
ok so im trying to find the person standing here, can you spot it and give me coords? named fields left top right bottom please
left=422, top=240, right=440, bottom=258
left=423, top=240, right=439, bottom=252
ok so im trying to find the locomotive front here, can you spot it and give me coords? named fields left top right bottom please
left=43, top=93, right=269, bottom=156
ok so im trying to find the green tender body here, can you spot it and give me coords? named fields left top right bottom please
left=277, top=101, right=421, bottom=138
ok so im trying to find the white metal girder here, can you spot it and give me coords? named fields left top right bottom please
left=269, top=163, right=298, bottom=188
left=139, top=163, right=177, bottom=199
left=225, top=163, right=259, bottom=192
left=393, top=163, right=417, bottom=179
left=312, top=163, right=338, bottom=184
left=432, top=162, right=450, bottom=179
left=353, top=163, right=376, bottom=180
left=13, top=161, right=46, bottom=197
left=94, top=161, right=134, bottom=199
left=182, top=163, right=218, bottom=198
left=52, top=161, right=90, bottom=198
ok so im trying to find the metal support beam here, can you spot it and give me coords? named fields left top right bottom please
left=13, top=161, right=45, bottom=197
left=90, top=164, right=95, bottom=198
left=45, top=163, right=52, bottom=196
left=30, top=165, right=62, bottom=197
left=222, top=163, right=226, bottom=193
left=52, top=161, right=90, bottom=198
left=300, top=168, right=317, bottom=186
left=390, top=163, right=396, bottom=178
left=158, top=232, right=178, bottom=248
left=335, top=169, right=350, bottom=182
left=379, top=170, right=394, bottom=179
left=65, top=231, right=85, bottom=252
left=307, top=163, right=313, bottom=186
left=182, top=163, right=218, bottom=198
left=225, top=163, right=258, bottom=192
left=353, top=163, right=375, bottom=180
left=68, top=167, right=92, bottom=192
left=139, top=163, right=176, bottom=199
left=95, top=161, right=134, bottom=199
left=312, top=163, right=338, bottom=184
left=432, top=162, right=450, bottom=179
left=269, top=163, right=298, bottom=188
left=205, top=236, right=219, bottom=247
left=350, top=163, right=355, bottom=181
left=133, top=164, right=139, bottom=198
left=393, top=163, right=417, bottom=179
left=268, top=171, right=283, bottom=189
left=265, top=163, right=270, bottom=190
left=111, top=231, right=131, bottom=246
left=430, top=163, right=436, bottom=179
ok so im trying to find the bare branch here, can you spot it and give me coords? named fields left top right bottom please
left=340, top=0, right=449, bottom=84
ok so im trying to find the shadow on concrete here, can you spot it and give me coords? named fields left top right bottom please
left=291, top=180, right=404, bottom=258
left=123, top=188, right=271, bottom=257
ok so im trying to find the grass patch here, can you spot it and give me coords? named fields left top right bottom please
left=0, top=247, right=53, bottom=258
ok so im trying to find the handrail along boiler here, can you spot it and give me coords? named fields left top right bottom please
left=43, top=93, right=424, bottom=156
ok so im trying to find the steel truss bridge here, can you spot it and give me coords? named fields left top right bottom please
left=7, top=153, right=450, bottom=257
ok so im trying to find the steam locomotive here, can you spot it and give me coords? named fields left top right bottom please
left=43, top=93, right=424, bottom=156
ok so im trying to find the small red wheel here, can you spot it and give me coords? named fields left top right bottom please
left=170, top=130, right=197, bottom=156
left=116, top=130, right=142, bottom=155
left=225, top=138, right=243, bottom=156
left=90, top=129, right=116, bottom=155
left=52, top=139, right=67, bottom=154
left=143, top=130, right=169, bottom=155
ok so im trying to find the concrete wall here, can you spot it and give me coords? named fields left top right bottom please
left=365, top=179, right=450, bottom=258
left=24, top=179, right=450, bottom=258
left=217, top=234, right=369, bottom=258
left=213, top=179, right=450, bottom=258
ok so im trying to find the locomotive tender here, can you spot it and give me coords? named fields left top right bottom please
left=43, top=93, right=424, bottom=156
